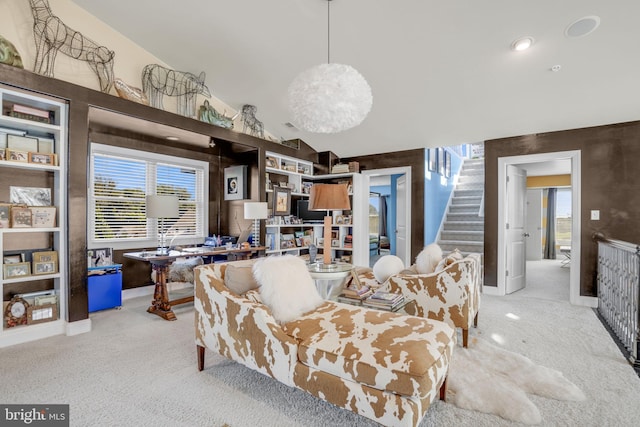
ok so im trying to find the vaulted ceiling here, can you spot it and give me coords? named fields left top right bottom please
left=71, top=0, right=640, bottom=158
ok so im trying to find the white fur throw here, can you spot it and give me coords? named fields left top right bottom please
left=372, top=255, right=405, bottom=284
left=253, top=255, right=323, bottom=324
left=151, top=257, right=203, bottom=283
left=415, top=243, right=443, bottom=274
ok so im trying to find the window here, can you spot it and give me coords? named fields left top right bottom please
left=555, top=188, right=572, bottom=247
left=89, top=144, right=208, bottom=249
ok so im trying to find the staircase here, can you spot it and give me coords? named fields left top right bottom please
left=438, top=158, right=484, bottom=255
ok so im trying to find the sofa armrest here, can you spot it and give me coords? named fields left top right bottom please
left=194, top=263, right=298, bottom=386
left=386, top=255, right=480, bottom=330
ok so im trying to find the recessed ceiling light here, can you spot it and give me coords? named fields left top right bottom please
left=166, top=136, right=179, bottom=141
left=511, top=36, right=535, bottom=51
left=565, top=16, right=600, bottom=38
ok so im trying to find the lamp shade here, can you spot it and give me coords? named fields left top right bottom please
left=146, top=195, right=179, bottom=219
left=244, top=202, right=268, bottom=220
left=309, top=184, right=351, bottom=211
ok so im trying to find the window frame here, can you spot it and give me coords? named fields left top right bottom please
left=88, top=143, right=209, bottom=250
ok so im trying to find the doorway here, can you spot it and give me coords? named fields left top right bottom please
left=362, top=167, right=412, bottom=268
left=493, top=150, right=595, bottom=307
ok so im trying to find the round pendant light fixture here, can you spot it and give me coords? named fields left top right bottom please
left=287, top=0, right=373, bottom=134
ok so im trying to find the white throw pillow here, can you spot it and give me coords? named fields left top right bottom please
left=415, top=243, right=443, bottom=274
left=372, top=255, right=405, bottom=284
left=253, top=255, right=323, bottom=324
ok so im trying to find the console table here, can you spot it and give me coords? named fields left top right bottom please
left=124, top=246, right=265, bottom=320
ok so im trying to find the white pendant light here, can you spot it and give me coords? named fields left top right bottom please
left=287, top=0, right=372, bottom=134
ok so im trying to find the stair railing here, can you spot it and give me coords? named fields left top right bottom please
left=596, top=234, right=640, bottom=367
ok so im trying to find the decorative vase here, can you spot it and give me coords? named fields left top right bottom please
left=308, top=244, right=317, bottom=263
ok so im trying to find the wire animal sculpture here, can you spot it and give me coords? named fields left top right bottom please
left=142, top=64, right=211, bottom=118
left=198, top=100, right=238, bottom=129
left=0, top=35, right=24, bottom=68
left=241, top=104, right=264, bottom=138
left=29, top=0, right=115, bottom=93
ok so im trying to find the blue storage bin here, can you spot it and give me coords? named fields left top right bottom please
left=88, top=265, right=122, bottom=312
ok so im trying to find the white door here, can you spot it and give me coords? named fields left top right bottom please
left=506, top=165, right=527, bottom=293
left=395, top=175, right=408, bottom=266
left=526, top=189, right=542, bottom=261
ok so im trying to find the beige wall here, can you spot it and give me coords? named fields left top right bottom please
left=0, top=0, right=242, bottom=126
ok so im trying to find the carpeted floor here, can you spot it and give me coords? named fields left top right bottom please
left=2, top=265, right=640, bottom=426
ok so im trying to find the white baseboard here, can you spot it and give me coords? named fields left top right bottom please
left=482, top=285, right=501, bottom=296
left=66, top=318, right=92, bottom=336
left=572, top=295, right=598, bottom=308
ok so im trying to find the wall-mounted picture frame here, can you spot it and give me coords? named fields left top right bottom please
left=87, top=248, right=111, bottom=267
left=272, top=186, right=291, bottom=216
left=427, top=148, right=438, bottom=172
left=444, top=150, right=451, bottom=178
left=3, top=261, right=31, bottom=278
left=224, top=165, right=248, bottom=201
left=30, top=206, right=57, bottom=228
left=437, top=147, right=445, bottom=176
left=10, top=186, right=52, bottom=206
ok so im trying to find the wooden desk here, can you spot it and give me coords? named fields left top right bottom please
left=124, top=246, right=265, bottom=321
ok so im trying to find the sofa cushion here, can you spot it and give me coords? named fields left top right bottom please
left=224, top=264, right=259, bottom=295
left=415, top=243, right=443, bottom=274
left=253, top=255, right=324, bottom=324
left=283, top=301, right=454, bottom=399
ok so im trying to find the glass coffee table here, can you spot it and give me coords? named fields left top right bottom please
left=307, top=262, right=353, bottom=300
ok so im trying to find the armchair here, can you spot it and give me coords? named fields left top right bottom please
left=384, top=253, right=482, bottom=347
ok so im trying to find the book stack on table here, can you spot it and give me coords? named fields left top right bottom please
left=337, top=285, right=373, bottom=306
left=362, top=291, right=405, bottom=311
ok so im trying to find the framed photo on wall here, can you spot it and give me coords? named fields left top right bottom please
left=437, top=148, right=445, bottom=176
left=272, top=186, right=291, bottom=216
left=224, top=165, right=248, bottom=200
left=444, top=151, right=451, bottom=178
left=427, top=148, right=438, bottom=172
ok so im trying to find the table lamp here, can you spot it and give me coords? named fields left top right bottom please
left=244, top=202, right=268, bottom=247
left=146, top=195, right=179, bottom=255
left=309, top=183, right=351, bottom=266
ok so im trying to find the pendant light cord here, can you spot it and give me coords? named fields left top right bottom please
left=327, top=0, right=331, bottom=64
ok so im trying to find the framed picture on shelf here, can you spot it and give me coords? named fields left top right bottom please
left=3, top=261, right=31, bottom=278
left=7, top=134, right=38, bottom=152
left=0, top=203, right=10, bottom=228
left=87, top=248, right=111, bottom=267
left=32, top=250, right=58, bottom=265
left=10, top=207, right=32, bottom=228
left=10, top=186, right=52, bottom=206
left=28, top=152, right=55, bottom=165
left=27, top=303, right=58, bottom=325
left=3, top=255, right=22, bottom=264
left=33, top=261, right=58, bottom=275
left=7, top=149, right=29, bottom=162
left=265, top=156, right=278, bottom=168
left=444, top=150, right=451, bottom=178
left=272, top=186, right=291, bottom=216
left=428, top=148, right=438, bottom=172
left=30, top=206, right=57, bottom=227
left=223, top=165, right=248, bottom=200
left=0, top=148, right=5, bottom=161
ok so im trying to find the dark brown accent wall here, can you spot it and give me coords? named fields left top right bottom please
left=343, top=148, right=425, bottom=261
left=484, top=121, right=640, bottom=296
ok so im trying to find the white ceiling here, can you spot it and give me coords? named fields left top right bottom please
left=71, top=0, right=640, bottom=158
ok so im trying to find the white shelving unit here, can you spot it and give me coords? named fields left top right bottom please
left=263, top=151, right=367, bottom=266
left=0, top=85, right=67, bottom=348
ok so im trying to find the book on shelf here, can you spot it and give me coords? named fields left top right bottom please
left=8, top=111, right=53, bottom=124
left=12, top=103, right=51, bottom=119
left=331, top=163, right=350, bottom=174
left=368, top=290, right=403, bottom=302
left=337, top=295, right=364, bottom=306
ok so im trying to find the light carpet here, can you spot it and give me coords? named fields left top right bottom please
left=2, top=283, right=640, bottom=426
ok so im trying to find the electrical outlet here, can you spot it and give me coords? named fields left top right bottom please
left=591, top=210, right=600, bottom=221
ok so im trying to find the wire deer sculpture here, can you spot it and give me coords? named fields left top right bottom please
left=29, top=0, right=115, bottom=93
left=241, top=104, right=264, bottom=138
left=142, top=64, right=211, bottom=118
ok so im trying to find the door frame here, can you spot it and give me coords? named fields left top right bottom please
left=492, top=150, right=595, bottom=307
left=362, top=167, right=412, bottom=267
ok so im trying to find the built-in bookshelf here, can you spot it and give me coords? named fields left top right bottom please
left=0, top=85, right=67, bottom=348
